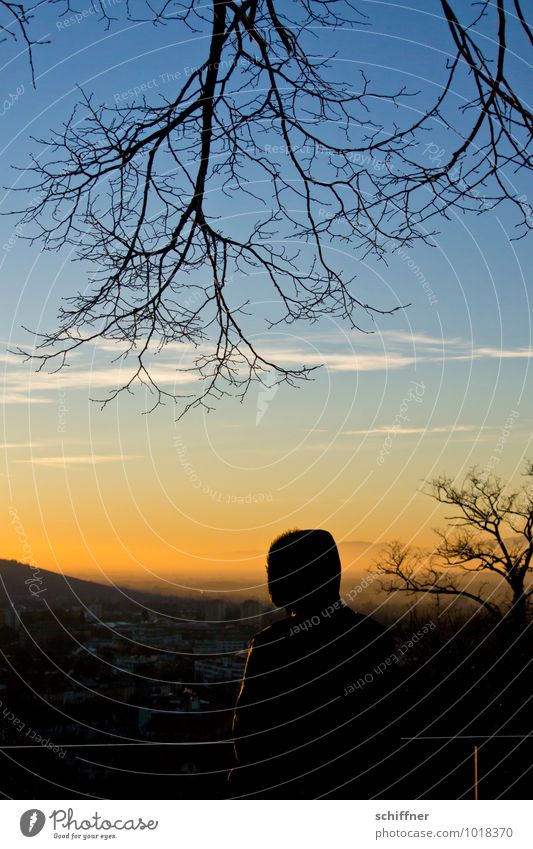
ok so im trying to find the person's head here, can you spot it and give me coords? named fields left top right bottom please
left=266, top=529, right=342, bottom=615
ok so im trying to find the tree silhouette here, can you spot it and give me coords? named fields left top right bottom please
left=10, top=0, right=533, bottom=412
left=376, top=462, right=533, bottom=631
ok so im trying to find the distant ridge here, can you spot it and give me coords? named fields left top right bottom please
left=0, top=559, right=269, bottom=610
left=0, top=559, right=174, bottom=609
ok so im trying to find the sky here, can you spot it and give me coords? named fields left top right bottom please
left=1, top=0, right=532, bottom=596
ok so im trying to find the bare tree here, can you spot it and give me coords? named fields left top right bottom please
left=10, top=0, right=533, bottom=412
left=0, top=0, right=41, bottom=82
left=0, top=0, right=125, bottom=84
left=376, top=462, right=533, bottom=631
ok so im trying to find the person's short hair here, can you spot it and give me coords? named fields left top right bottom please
left=266, top=529, right=341, bottom=610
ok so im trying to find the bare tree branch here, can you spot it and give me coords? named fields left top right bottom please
left=9, top=0, right=533, bottom=412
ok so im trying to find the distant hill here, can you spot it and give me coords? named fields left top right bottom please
left=0, top=559, right=274, bottom=617
left=0, top=559, right=177, bottom=611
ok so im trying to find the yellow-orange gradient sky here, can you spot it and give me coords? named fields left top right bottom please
left=2, top=318, right=532, bottom=597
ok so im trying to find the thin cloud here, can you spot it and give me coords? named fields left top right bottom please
left=341, top=425, right=481, bottom=436
left=1, top=363, right=198, bottom=400
left=0, top=393, right=54, bottom=405
left=469, top=347, right=533, bottom=359
left=377, top=330, right=464, bottom=347
left=265, top=348, right=417, bottom=371
left=26, top=365, right=197, bottom=390
left=261, top=342, right=533, bottom=372
left=0, top=351, right=25, bottom=365
left=15, top=454, right=143, bottom=468
left=0, top=442, right=44, bottom=449
left=3, top=336, right=532, bottom=396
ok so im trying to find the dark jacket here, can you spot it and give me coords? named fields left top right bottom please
left=229, top=603, right=397, bottom=798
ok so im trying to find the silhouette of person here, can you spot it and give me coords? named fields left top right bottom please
left=228, top=529, right=398, bottom=798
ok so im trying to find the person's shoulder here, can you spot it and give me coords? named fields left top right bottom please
left=344, top=607, right=383, bottom=628
left=340, top=606, right=392, bottom=643
left=250, top=617, right=291, bottom=648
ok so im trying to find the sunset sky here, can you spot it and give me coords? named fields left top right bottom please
left=1, top=1, right=531, bottom=596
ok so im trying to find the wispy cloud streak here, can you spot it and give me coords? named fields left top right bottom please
left=15, top=454, right=143, bottom=468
